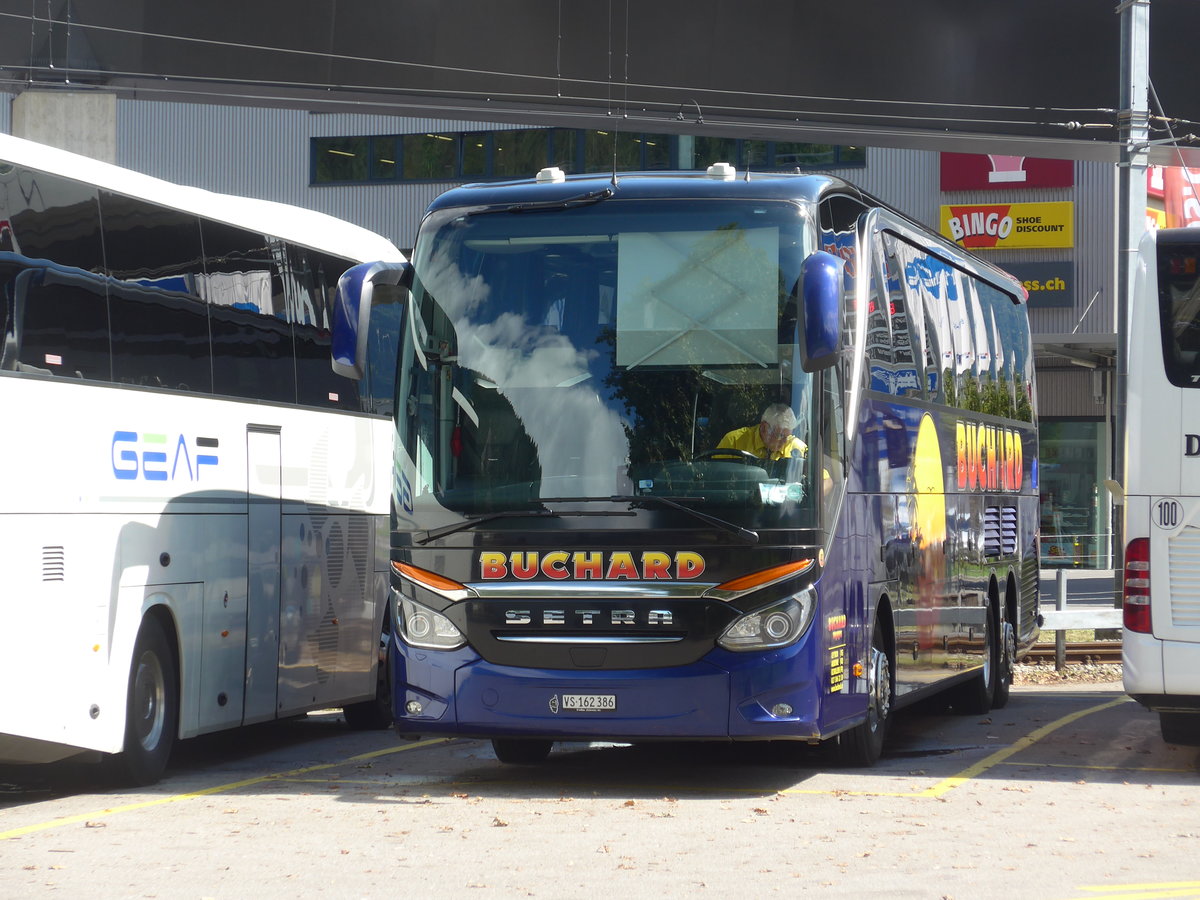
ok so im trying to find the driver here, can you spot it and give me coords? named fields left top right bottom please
left=716, top=403, right=807, bottom=462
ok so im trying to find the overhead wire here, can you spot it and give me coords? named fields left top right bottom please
left=1149, top=77, right=1200, bottom=218
left=2, top=9, right=1120, bottom=135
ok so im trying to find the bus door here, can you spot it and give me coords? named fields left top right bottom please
left=243, top=424, right=282, bottom=724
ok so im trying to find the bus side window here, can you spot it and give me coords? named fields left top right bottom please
left=290, top=245, right=361, bottom=412
left=2, top=169, right=111, bottom=381
left=820, top=364, right=846, bottom=521
left=201, top=218, right=298, bottom=405
left=100, top=192, right=213, bottom=394
left=14, top=265, right=112, bottom=380
left=819, top=194, right=869, bottom=369
left=870, top=242, right=924, bottom=399
left=979, top=280, right=1034, bottom=421
left=886, top=233, right=946, bottom=406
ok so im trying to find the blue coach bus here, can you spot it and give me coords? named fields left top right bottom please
left=334, top=163, right=1040, bottom=765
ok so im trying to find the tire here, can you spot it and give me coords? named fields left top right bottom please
left=342, top=683, right=393, bottom=730
left=992, top=615, right=1016, bottom=710
left=343, top=660, right=393, bottom=730
left=110, top=617, right=179, bottom=786
left=491, top=738, right=553, bottom=765
left=1160, top=712, right=1200, bottom=746
left=834, top=620, right=892, bottom=767
left=951, top=602, right=997, bottom=716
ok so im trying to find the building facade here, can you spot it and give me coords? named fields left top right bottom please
left=6, top=91, right=1118, bottom=569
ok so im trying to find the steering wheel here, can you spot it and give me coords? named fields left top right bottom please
left=693, top=448, right=762, bottom=464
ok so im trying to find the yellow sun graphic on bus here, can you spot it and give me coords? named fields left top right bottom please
left=910, top=412, right=947, bottom=654
left=911, top=412, right=946, bottom=551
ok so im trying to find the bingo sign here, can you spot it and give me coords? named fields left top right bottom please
left=939, top=201, right=1074, bottom=251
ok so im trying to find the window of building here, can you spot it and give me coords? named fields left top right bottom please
left=1040, top=419, right=1108, bottom=569
left=312, top=136, right=369, bottom=183
left=311, top=129, right=865, bottom=184
left=402, top=133, right=458, bottom=180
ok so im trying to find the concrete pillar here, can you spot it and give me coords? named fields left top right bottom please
left=11, top=90, right=116, bottom=163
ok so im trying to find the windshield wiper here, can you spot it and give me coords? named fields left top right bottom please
left=415, top=510, right=558, bottom=544
left=540, top=495, right=759, bottom=545
left=414, top=503, right=635, bottom=544
left=474, top=188, right=614, bottom=216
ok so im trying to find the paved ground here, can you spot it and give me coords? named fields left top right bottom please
left=2, top=679, right=1198, bottom=899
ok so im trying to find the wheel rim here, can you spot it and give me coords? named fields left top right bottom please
left=1002, top=621, right=1016, bottom=680
left=867, top=644, right=891, bottom=733
left=982, top=615, right=993, bottom=686
left=132, top=650, right=166, bottom=752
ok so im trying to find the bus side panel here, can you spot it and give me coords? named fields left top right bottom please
left=117, top=510, right=248, bottom=738
left=277, top=509, right=379, bottom=716
left=813, top=492, right=876, bottom=734
left=1126, top=247, right=1185, bottom=499
left=0, top=515, right=131, bottom=761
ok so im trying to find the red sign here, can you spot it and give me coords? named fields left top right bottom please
left=1164, top=167, right=1200, bottom=228
left=940, top=153, right=1074, bottom=191
left=1148, top=166, right=1166, bottom=200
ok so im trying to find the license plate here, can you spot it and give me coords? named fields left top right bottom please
left=561, top=693, right=616, bottom=711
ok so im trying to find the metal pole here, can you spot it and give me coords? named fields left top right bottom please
left=1113, top=0, right=1151, bottom=603
left=1056, top=568, right=1068, bottom=671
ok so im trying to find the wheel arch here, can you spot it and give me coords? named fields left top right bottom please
left=138, top=602, right=183, bottom=736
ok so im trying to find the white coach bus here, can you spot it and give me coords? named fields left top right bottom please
left=0, top=133, right=405, bottom=783
left=1123, top=227, right=1200, bottom=745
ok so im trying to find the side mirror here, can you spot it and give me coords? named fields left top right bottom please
left=797, top=250, right=844, bottom=372
left=332, top=261, right=411, bottom=380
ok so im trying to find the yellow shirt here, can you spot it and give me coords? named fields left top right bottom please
left=717, top=425, right=807, bottom=462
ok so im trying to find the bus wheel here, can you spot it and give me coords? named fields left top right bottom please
left=110, top=618, right=178, bottom=786
left=952, top=603, right=998, bottom=716
left=343, top=652, right=393, bottom=730
left=992, top=618, right=1016, bottom=710
left=834, top=622, right=892, bottom=767
left=491, top=738, right=553, bottom=764
left=342, top=682, right=392, bottom=730
left=1160, top=712, right=1200, bottom=746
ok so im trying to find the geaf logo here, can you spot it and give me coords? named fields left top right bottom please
left=112, top=431, right=219, bottom=481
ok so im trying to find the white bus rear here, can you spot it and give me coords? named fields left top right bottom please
left=1123, top=227, right=1200, bottom=744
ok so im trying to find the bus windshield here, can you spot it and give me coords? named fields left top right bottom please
left=400, top=197, right=824, bottom=529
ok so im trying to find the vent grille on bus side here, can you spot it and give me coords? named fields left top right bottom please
left=1001, top=506, right=1018, bottom=556
left=1167, top=526, right=1200, bottom=627
left=983, top=508, right=1002, bottom=557
left=42, top=546, right=65, bottom=582
left=983, top=506, right=1018, bottom=558
left=1020, top=552, right=1039, bottom=616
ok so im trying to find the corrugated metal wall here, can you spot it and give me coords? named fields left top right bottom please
left=1035, top=365, right=1108, bottom=418
left=113, top=103, right=1119, bottom=343
left=116, top=100, right=502, bottom=249
left=112, top=101, right=1122, bottom=419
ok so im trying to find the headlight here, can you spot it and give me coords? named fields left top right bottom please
left=395, top=593, right=466, bottom=650
left=718, top=588, right=816, bottom=652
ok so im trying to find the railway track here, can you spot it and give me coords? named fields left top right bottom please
left=1022, top=640, right=1122, bottom=665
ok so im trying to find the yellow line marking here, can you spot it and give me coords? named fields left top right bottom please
left=1078, top=883, right=1200, bottom=892
left=916, top=697, right=1129, bottom=799
left=1001, top=761, right=1197, bottom=775
left=0, top=738, right=450, bottom=841
left=1069, top=883, right=1200, bottom=900
left=3, top=696, right=1135, bottom=836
